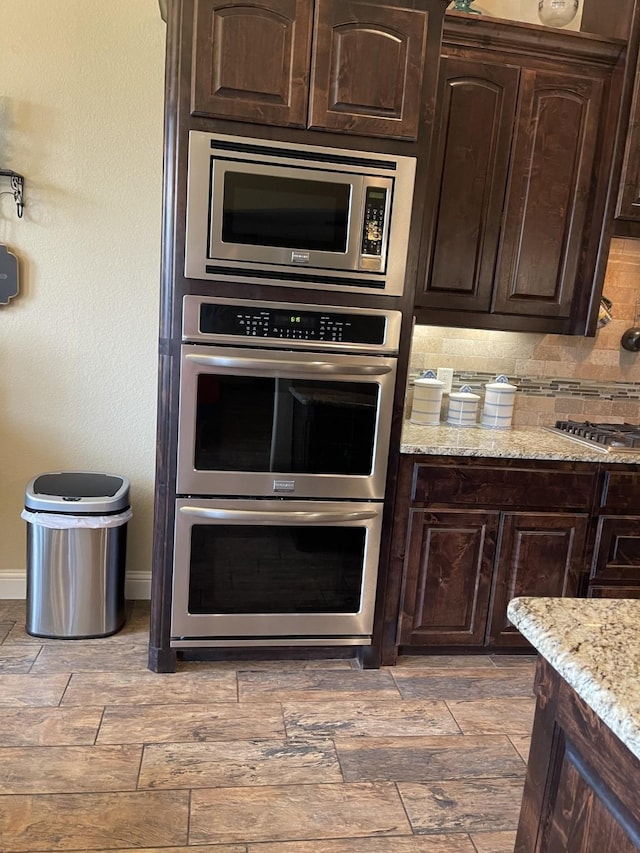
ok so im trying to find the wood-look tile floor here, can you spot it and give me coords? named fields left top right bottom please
left=0, top=600, right=536, bottom=853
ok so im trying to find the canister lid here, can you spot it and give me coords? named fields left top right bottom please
left=414, top=377, right=445, bottom=388
left=449, top=384, right=480, bottom=401
left=485, top=374, right=517, bottom=392
left=414, top=369, right=445, bottom=388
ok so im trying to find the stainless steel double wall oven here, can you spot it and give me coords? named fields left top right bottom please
left=172, top=296, right=401, bottom=646
left=171, top=133, right=414, bottom=649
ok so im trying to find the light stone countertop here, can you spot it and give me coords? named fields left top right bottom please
left=507, top=597, right=640, bottom=760
left=401, top=422, right=640, bottom=463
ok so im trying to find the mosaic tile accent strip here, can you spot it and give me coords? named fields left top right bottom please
left=409, top=370, right=640, bottom=402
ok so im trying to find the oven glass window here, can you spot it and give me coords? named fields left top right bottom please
left=222, top=172, right=350, bottom=252
left=188, top=525, right=365, bottom=614
left=194, top=375, right=377, bottom=475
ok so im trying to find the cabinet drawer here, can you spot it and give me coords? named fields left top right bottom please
left=411, top=463, right=596, bottom=510
left=590, top=515, right=640, bottom=582
left=601, top=470, right=640, bottom=513
left=588, top=585, right=640, bottom=599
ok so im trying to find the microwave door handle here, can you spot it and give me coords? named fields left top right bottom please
left=184, top=353, right=392, bottom=376
left=179, top=506, right=379, bottom=524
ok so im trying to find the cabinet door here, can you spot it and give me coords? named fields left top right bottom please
left=416, top=55, right=519, bottom=311
left=493, top=69, right=603, bottom=318
left=486, top=512, right=588, bottom=647
left=399, top=509, right=499, bottom=647
left=590, top=515, right=640, bottom=586
left=309, top=0, right=429, bottom=139
left=616, top=53, right=640, bottom=221
left=191, top=0, right=313, bottom=127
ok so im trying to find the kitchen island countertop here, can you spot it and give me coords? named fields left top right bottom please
left=507, top=596, right=640, bottom=760
left=401, top=421, right=640, bottom=463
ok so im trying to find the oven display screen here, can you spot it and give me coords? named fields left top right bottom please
left=221, top=172, right=350, bottom=253
left=273, top=313, right=315, bottom=329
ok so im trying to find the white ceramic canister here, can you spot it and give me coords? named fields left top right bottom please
left=446, top=384, right=480, bottom=427
left=410, top=371, right=445, bottom=425
left=481, top=375, right=517, bottom=429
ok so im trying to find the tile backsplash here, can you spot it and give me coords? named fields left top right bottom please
left=408, top=238, right=640, bottom=427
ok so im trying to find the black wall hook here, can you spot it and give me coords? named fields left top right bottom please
left=0, top=170, right=24, bottom=218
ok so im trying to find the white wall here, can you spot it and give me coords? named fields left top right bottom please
left=0, top=1, right=166, bottom=597
left=453, top=0, right=582, bottom=29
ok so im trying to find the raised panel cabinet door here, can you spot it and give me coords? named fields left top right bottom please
left=416, top=55, right=519, bottom=311
left=590, top=515, right=640, bottom=585
left=616, top=56, right=640, bottom=220
left=493, top=68, right=604, bottom=318
left=486, top=512, right=588, bottom=647
left=309, top=0, right=429, bottom=139
left=398, top=508, right=498, bottom=647
left=191, top=0, right=313, bottom=127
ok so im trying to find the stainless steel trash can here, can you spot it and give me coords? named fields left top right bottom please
left=23, top=472, right=131, bottom=639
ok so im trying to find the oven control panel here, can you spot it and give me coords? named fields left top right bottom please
left=183, top=295, right=400, bottom=351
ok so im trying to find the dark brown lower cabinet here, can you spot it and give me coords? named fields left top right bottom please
left=388, top=456, right=596, bottom=658
left=486, top=512, right=589, bottom=647
left=515, top=657, right=640, bottom=852
left=398, top=506, right=588, bottom=650
left=589, top=515, right=640, bottom=597
left=399, top=509, right=499, bottom=647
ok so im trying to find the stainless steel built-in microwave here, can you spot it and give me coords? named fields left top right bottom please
left=184, top=131, right=416, bottom=297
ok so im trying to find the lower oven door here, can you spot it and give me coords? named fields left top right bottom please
left=170, top=498, right=382, bottom=646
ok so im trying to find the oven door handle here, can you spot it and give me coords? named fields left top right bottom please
left=179, top=506, right=379, bottom=524
left=184, top=353, right=392, bottom=376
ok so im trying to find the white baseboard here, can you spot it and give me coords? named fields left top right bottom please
left=0, top=571, right=152, bottom=600
left=0, top=573, right=26, bottom=599
left=125, top=571, right=152, bottom=600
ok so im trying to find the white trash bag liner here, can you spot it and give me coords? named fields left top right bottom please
left=21, top=508, right=132, bottom=529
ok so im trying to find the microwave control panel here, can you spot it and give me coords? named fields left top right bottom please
left=361, top=187, right=388, bottom=257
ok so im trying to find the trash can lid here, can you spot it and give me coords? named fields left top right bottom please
left=25, top=472, right=130, bottom=514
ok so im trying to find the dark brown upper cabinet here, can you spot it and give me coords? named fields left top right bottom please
left=414, top=17, right=625, bottom=335
left=308, top=1, right=429, bottom=139
left=191, top=0, right=441, bottom=140
left=581, top=0, right=640, bottom=238
left=616, top=66, right=640, bottom=225
left=613, top=29, right=640, bottom=235
left=191, top=0, right=313, bottom=128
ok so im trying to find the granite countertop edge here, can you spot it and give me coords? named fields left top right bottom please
left=507, top=597, right=640, bottom=761
left=401, top=422, right=639, bottom=463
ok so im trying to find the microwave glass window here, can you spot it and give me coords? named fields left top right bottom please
left=188, top=524, right=366, bottom=614
left=194, top=374, right=377, bottom=475
left=222, top=172, right=350, bottom=252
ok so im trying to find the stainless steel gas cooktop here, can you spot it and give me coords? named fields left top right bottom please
left=545, top=420, right=640, bottom=453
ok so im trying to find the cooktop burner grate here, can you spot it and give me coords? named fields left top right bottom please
left=546, top=420, right=640, bottom=453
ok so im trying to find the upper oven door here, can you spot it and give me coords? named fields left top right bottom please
left=176, top=345, right=397, bottom=499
